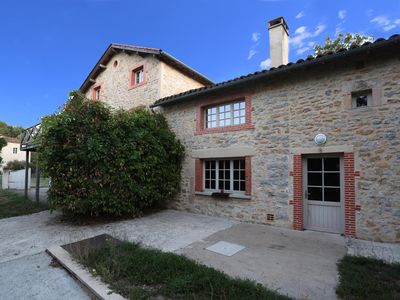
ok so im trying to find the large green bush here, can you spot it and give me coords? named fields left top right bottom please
left=38, top=91, right=184, bottom=217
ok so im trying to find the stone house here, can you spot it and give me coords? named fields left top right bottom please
left=0, top=136, right=27, bottom=171
left=81, top=17, right=400, bottom=242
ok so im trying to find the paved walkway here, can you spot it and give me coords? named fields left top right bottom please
left=179, top=223, right=346, bottom=300
left=0, top=252, right=91, bottom=300
left=0, top=209, right=236, bottom=264
left=0, top=209, right=348, bottom=299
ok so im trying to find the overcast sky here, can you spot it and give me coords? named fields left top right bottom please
left=1, top=0, right=399, bottom=126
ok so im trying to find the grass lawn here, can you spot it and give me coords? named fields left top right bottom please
left=0, top=189, right=49, bottom=219
left=337, top=255, right=400, bottom=300
left=78, top=241, right=292, bottom=300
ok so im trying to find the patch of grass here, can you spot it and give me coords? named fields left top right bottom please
left=0, top=189, right=49, bottom=219
left=337, top=255, right=400, bottom=300
left=78, top=241, right=292, bottom=300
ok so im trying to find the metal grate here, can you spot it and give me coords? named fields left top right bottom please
left=267, top=214, right=275, bottom=222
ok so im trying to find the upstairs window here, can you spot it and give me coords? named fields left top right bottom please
left=13, top=147, right=17, bottom=154
left=205, top=100, right=246, bottom=129
left=352, top=89, right=372, bottom=108
left=204, top=158, right=246, bottom=192
left=135, top=67, right=144, bottom=85
left=129, top=64, right=146, bottom=89
left=92, top=85, right=101, bottom=101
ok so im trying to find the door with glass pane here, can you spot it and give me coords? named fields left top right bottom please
left=303, top=155, right=344, bottom=233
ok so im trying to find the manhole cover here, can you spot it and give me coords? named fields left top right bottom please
left=206, top=241, right=245, bottom=256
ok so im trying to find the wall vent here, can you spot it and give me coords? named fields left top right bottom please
left=267, top=214, right=275, bottom=222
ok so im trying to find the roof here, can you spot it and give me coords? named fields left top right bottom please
left=152, top=34, right=400, bottom=108
left=0, top=135, right=20, bottom=144
left=80, top=44, right=214, bottom=92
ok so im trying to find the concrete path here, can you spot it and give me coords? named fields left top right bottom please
left=0, top=252, right=91, bottom=300
left=178, top=223, right=346, bottom=300
left=0, top=209, right=236, bottom=264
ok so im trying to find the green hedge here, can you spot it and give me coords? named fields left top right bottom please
left=38, top=91, right=184, bottom=217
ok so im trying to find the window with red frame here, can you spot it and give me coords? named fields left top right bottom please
left=205, top=100, right=246, bottom=129
left=93, top=85, right=101, bottom=100
left=203, top=158, right=246, bottom=193
left=130, top=66, right=144, bottom=87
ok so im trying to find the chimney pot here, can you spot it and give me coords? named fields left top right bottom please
left=268, top=17, right=289, bottom=68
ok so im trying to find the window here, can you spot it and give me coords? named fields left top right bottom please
left=13, top=147, right=17, bottom=154
left=93, top=85, right=101, bottom=100
left=352, top=90, right=372, bottom=108
left=135, top=68, right=144, bottom=84
left=129, top=65, right=146, bottom=89
left=204, top=158, right=246, bottom=192
left=205, top=100, right=246, bottom=129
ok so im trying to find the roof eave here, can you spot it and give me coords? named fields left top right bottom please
left=151, top=35, right=400, bottom=108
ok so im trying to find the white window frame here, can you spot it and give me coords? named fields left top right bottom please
left=135, top=68, right=144, bottom=85
left=203, top=158, right=246, bottom=194
left=205, top=100, right=246, bottom=129
left=12, top=147, right=18, bottom=154
left=94, top=86, right=101, bottom=100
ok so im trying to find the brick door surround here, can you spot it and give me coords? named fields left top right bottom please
left=291, top=152, right=357, bottom=237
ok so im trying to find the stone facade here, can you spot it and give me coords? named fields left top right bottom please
left=84, top=52, right=204, bottom=110
left=160, top=55, right=400, bottom=243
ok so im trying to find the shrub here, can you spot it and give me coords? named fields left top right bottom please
left=38, top=91, right=184, bottom=217
left=4, top=160, right=28, bottom=171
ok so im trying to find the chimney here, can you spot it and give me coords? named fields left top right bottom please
left=268, top=17, right=289, bottom=68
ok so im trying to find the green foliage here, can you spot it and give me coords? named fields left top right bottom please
left=38, top=91, right=185, bottom=217
left=0, top=121, right=24, bottom=138
left=314, top=33, right=374, bottom=56
left=336, top=255, right=400, bottom=300
left=0, top=137, right=6, bottom=166
left=3, top=160, right=29, bottom=171
left=79, top=241, right=292, bottom=300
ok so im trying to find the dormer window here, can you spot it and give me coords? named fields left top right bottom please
left=129, top=64, right=146, bottom=89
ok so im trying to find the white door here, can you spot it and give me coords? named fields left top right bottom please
left=303, top=155, right=344, bottom=233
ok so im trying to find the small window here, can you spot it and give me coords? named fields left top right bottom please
left=93, top=85, right=101, bottom=101
left=130, top=65, right=145, bottom=88
left=204, top=158, right=246, bottom=193
left=13, top=147, right=17, bottom=154
left=205, top=100, right=246, bottom=129
left=352, top=90, right=372, bottom=108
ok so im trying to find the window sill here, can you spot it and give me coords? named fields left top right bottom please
left=195, top=124, right=254, bottom=136
left=195, top=191, right=251, bottom=200
left=128, top=81, right=147, bottom=90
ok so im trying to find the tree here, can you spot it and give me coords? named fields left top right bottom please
left=0, top=121, right=24, bottom=138
left=38, top=91, right=185, bottom=217
left=0, top=137, right=6, bottom=168
left=313, top=33, right=374, bottom=56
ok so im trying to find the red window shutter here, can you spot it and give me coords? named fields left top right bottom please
left=195, top=159, right=203, bottom=192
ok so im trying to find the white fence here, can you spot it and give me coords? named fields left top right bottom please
left=1, top=169, right=31, bottom=190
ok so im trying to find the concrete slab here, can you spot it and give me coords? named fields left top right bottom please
left=47, top=246, right=125, bottom=300
left=346, top=237, right=400, bottom=263
left=178, top=223, right=346, bottom=300
left=0, top=209, right=236, bottom=264
left=206, top=241, right=245, bottom=256
left=0, top=252, right=91, bottom=300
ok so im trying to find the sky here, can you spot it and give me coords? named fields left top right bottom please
left=1, top=0, right=399, bottom=127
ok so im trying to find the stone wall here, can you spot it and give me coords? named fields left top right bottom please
left=84, top=52, right=205, bottom=110
left=161, top=55, right=400, bottom=242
